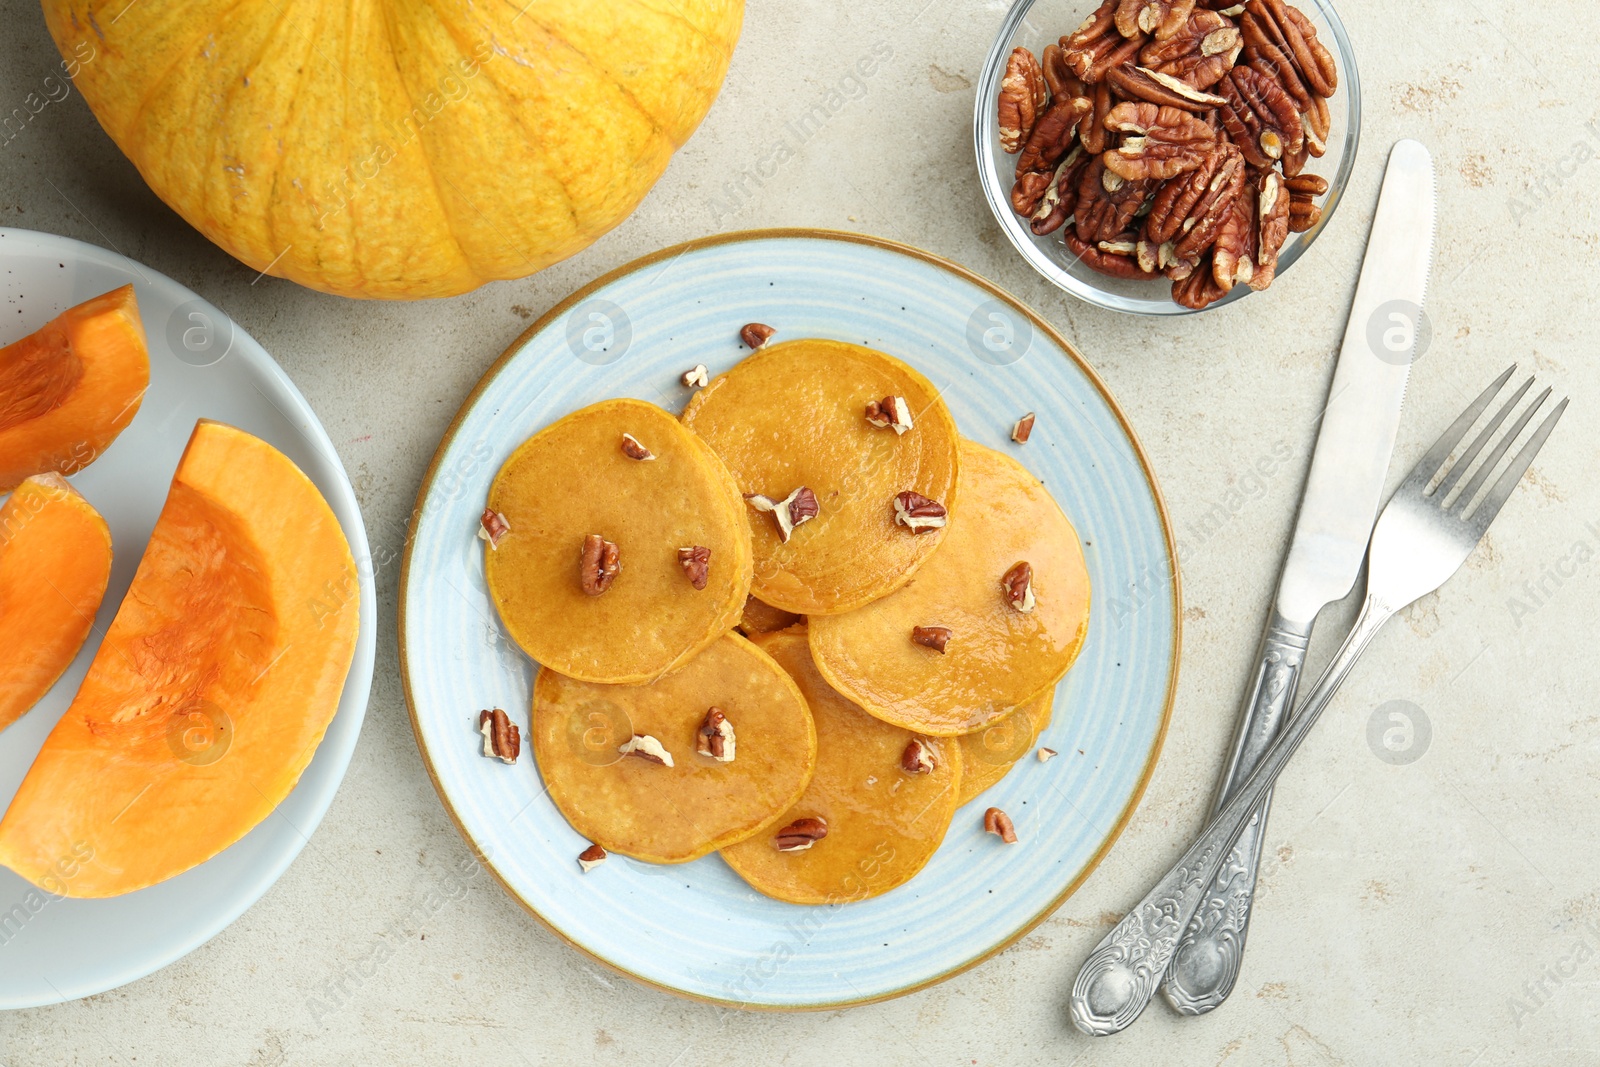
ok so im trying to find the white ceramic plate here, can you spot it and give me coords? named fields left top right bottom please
left=401, top=230, right=1179, bottom=1009
left=0, top=228, right=376, bottom=1008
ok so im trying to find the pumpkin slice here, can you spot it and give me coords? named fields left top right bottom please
left=0, top=284, right=149, bottom=491
left=956, top=689, right=1054, bottom=806
left=0, top=420, right=359, bottom=898
left=681, top=338, right=961, bottom=615
left=809, top=440, right=1090, bottom=736
left=531, top=632, right=816, bottom=864
left=720, top=628, right=962, bottom=904
left=486, top=398, right=752, bottom=685
left=0, top=474, right=113, bottom=733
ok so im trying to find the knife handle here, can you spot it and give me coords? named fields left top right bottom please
left=1158, top=610, right=1312, bottom=1015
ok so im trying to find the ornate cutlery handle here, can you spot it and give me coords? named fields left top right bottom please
left=1069, top=594, right=1393, bottom=1036
left=1160, top=613, right=1311, bottom=1015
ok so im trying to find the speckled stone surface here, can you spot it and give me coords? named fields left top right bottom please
left=2, top=1, right=1598, bottom=1063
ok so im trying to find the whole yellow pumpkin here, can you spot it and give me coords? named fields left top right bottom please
left=42, top=0, right=743, bottom=299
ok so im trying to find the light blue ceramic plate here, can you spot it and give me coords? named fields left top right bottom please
left=0, top=228, right=376, bottom=1008
left=400, top=230, right=1179, bottom=1009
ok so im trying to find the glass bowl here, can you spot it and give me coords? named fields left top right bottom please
left=973, top=0, right=1361, bottom=316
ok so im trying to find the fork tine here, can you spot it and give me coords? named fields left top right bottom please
left=1414, top=365, right=1517, bottom=492
left=1435, top=376, right=1534, bottom=499
left=1465, top=397, right=1567, bottom=526
left=1454, top=386, right=1551, bottom=512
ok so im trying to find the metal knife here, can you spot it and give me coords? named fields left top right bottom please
left=1157, top=139, right=1437, bottom=1016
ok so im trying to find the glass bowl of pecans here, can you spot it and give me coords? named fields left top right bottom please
left=974, top=0, right=1359, bottom=315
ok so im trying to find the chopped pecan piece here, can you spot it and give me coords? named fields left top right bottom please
left=740, top=322, right=776, bottom=349
left=1015, top=95, right=1092, bottom=178
left=681, top=363, right=710, bottom=388
left=1115, top=0, right=1196, bottom=41
left=478, top=507, right=509, bottom=550
left=696, top=707, right=736, bottom=762
left=1140, top=10, right=1242, bottom=90
left=620, top=432, right=655, bottom=461
left=1103, top=102, right=1217, bottom=181
left=901, top=738, right=938, bottom=774
left=1037, top=747, right=1059, bottom=762
left=1252, top=168, right=1290, bottom=289
left=746, top=486, right=819, bottom=543
left=1012, top=412, right=1036, bottom=443
left=1002, top=561, right=1037, bottom=613
left=1107, top=64, right=1227, bottom=111
left=1218, top=65, right=1303, bottom=167
left=1064, top=0, right=1148, bottom=83
left=478, top=708, right=520, bottom=764
left=998, top=47, right=1050, bottom=153
left=677, top=545, right=711, bottom=590
left=892, top=490, right=948, bottom=533
left=578, top=843, right=607, bottom=872
left=579, top=534, right=620, bottom=596
left=617, top=733, right=674, bottom=767
left=983, top=806, right=1019, bottom=843
left=864, top=395, right=915, bottom=434
left=774, top=816, right=827, bottom=852
left=911, top=625, right=952, bottom=653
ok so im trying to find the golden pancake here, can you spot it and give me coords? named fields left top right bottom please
left=737, top=595, right=802, bottom=637
left=809, top=440, right=1090, bottom=736
left=680, top=338, right=961, bottom=615
left=531, top=633, right=816, bottom=864
left=486, top=398, right=752, bottom=684
left=956, top=689, right=1054, bottom=806
left=720, top=628, right=962, bottom=904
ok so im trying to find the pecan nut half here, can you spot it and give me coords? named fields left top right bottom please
left=774, top=816, right=828, bottom=852
left=478, top=507, right=509, bottom=550
left=1029, top=147, right=1089, bottom=236
left=479, top=708, right=520, bottom=764
left=1015, top=94, right=1092, bottom=178
left=1106, top=64, right=1228, bottom=111
left=1218, top=64, right=1303, bottom=167
left=893, top=490, right=948, bottom=533
left=901, top=737, right=938, bottom=774
left=1076, top=156, right=1155, bottom=243
left=1103, top=102, right=1217, bottom=181
left=1066, top=231, right=1158, bottom=280
left=1011, top=169, right=1055, bottom=217
left=746, top=486, right=820, bottom=543
left=998, top=46, right=1051, bottom=153
left=579, top=534, right=620, bottom=596
left=1041, top=43, right=1087, bottom=100
left=1241, top=0, right=1336, bottom=101
left=983, top=806, right=1019, bottom=843
left=911, top=625, right=953, bottom=653
left=1064, top=0, right=1148, bottom=83
left=696, top=707, right=736, bottom=762
left=1284, top=171, right=1326, bottom=232
left=1172, top=253, right=1230, bottom=308
left=677, top=545, right=711, bottom=590
left=1211, top=182, right=1259, bottom=290
left=1252, top=168, right=1290, bottom=289
left=1140, top=10, right=1242, bottom=90
left=1002, top=561, right=1037, bottom=613
left=1115, top=0, right=1196, bottom=41
left=740, top=322, right=776, bottom=349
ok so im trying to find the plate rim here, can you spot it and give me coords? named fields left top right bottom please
left=397, top=227, right=1181, bottom=1011
left=0, top=226, right=377, bottom=1008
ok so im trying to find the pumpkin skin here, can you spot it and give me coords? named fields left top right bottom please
left=0, top=284, right=148, bottom=491
left=0, top=420, right=360, bottom=897
left=41, top=0, right=744, bottom=299
left=0, top=473, right=113, bottom=734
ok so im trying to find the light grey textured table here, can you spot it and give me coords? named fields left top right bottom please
left=3, top=1, right=1598, bottom=1063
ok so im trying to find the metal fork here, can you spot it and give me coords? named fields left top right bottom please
left=1069, top=366, right=1567, bottom=1035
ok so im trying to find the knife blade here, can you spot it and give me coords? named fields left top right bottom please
left=1157, top=139, right=1437, bottom=1016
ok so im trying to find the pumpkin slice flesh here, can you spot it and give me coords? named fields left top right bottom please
left=0, top=284, right=149, bottom=490
left=531, top=632, right=816, bottom=864
left=0, top=474, right=113, bottom=733
left=720, top=629, right=962, bottom=904
left=681, top=338, right=962, bottom=615
left=808, top=440, right=1090, bottom=736
left=0, top=420, right=360, bottom=898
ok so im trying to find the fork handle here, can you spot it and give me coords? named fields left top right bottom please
left=1070, top=593, right=1394, bottom=1036
left=1159, top=613, right=1311, bottom=1014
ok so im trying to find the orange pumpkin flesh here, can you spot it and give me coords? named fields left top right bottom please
left=0, top=420, right=359, bottom=897
left=41, top=1, right=744, bottom=299
left=0, top=284, right=149, bottom=491
left=0, top=474, right=113, bottom=733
